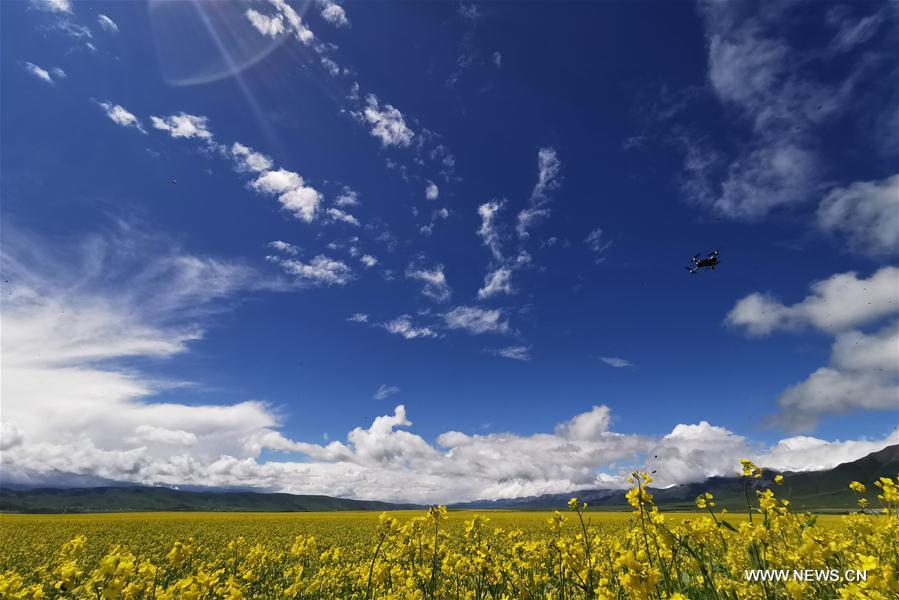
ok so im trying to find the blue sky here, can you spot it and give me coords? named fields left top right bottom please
left=1, top=0, right=897, bottom=502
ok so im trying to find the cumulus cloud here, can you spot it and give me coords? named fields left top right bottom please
left=817, top=173, right=899, bottom=258
left=774, top=323, right=898, bottom=432
left=643, top=421, right=899, bottom=488
left=151, top=113, right=213, bottom=140
left=317, top=0, right=349, bottom=27
left=726, top=267, right=899, bottom=336
left=97, top=14, right=118, bottom=33
left=268, top=240, right=299, bottom=255
left=245, top=0, right=313, bottom=43
left=267, top=254, right=352, bottom=286
left=1, top=241, right=893, bottom=504
left=728, top=267, right=899, bottom=431
left=360, top=94, right=414, bottom=148
left=96, top=101, right=146, bottom=133
left=347, top=313, right=369, bottom=323
left=360, top=254, right=378, bottom=268
left=406, top=264, right=452, bottom=303
left=373, top=384, right=400, bottom=400
left=382, top=315, right=438, bottom=340
left=250, top=168, right=322, bottom=222
left=442, top=306, right=509, bottom=335
left=246, top=8, right=286, bottom=37
left=320, top=56, right=341, bottom=77
left=0, top=225, right=287, bottom=485
left=231, top=142, right=273, bottom=173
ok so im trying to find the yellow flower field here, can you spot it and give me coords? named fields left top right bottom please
left=1, top=468, right=896, bottom=599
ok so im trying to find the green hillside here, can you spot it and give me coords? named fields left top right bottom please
left=0, top=486, right=420, bottom=514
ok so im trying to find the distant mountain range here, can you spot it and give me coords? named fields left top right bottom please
left=453, top=443, right=899, bottom=512
left=2, top=444, right=895, bottom=514
left=0, top=486, right=420, bottom=513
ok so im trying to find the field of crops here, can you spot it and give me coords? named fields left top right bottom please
left=1, top=466, right=897, bottom=599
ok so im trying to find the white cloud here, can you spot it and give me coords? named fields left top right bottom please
left=29, top=0, right=70, bottom=13
left=1, top=243, right=894, bottom=505
left=318, top=0, right=349, bottom=27
left=373, top=384, right=400, bottom=400
left=97, top=101, right=146, bottom=134
left=361, top=94, right=414, bottom=148
left=728, top=267, right=899, bottom=431
left=231, top=142, right=273, bottom=173
left=320, top=56, right=341, bottom=77
left=360, top=254, right=378, bottom=268
left=679, top=2, right=875, bottom=220
left=267, top=240, right=299, bottom=256
left=347, top=313, right=369, bottom=323
left=585, top=228, right=613, bottom=263
left=517, top=147, right=562, bottom=238
left=151, top=113, right=213, bottom=140
left=425, top=181, right=439, bottom=201
left=326, top=207, right=360, bottom=227
left=477, top=267, right=513, bottom=300
left=274, top=187, right=322, bottom=220
left=97, top=14, right=118, bottom=33
left=817, top=173, right=899, bottom=258
left=23, top=62, right=53, bottom=84
left=829, top=8, right=886, bottom=53
left=488, top=345, right=531, bottom=361
left=246, top=8, right=285, bottom=37
left=726, top=266, right=899, bottom=336
left=267, top=255, right=352, bottom=286
left=774, top=323, right=898, bottom=432
left=131, top=425, right=198, bottom=446
left=246, top=0, right=314, bottom=43
left=250, top=168, right=302, bottom=194
left=406, top=264, right=452, bottom=303
left=443, top=306, right=509, bottom=335
left=51, top=67, right=66, bottom=79
left=250, top=168, right=322, bottom=222
left=598, top=357, right=634, bottom=368
left=493, top=51, right=502, bottom=67
left=382, top=315, right=437, bottom=340
left=477, top=200, right=505, bottom=261
left=335, top=186, right=360, bottom=207
left=0, top=422, right=25, bottom=451
left=0, top=226, right=288, bottom=485
left=644, top=420, right=899, bottom=488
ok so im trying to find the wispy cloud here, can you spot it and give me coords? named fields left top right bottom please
left=487, top=345, right=531, bottom=361
left=373, top=384, right=400, bottom=400
left=597, top=356, right=634, bottom=368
